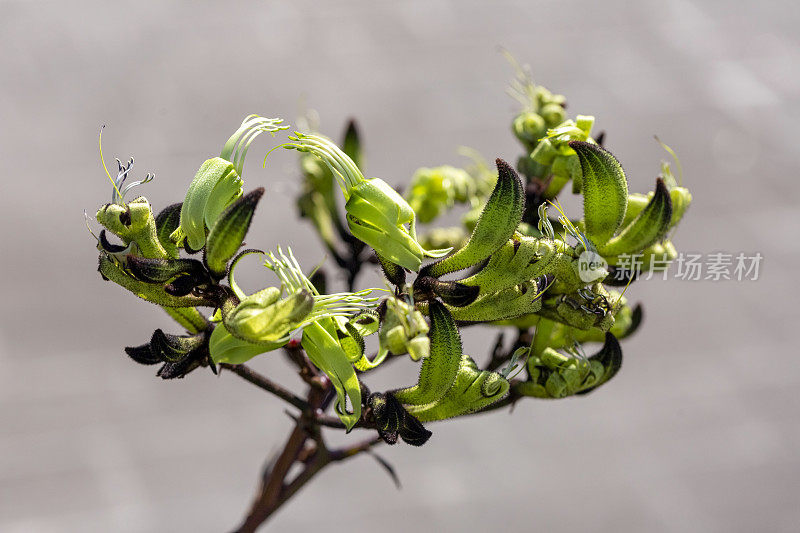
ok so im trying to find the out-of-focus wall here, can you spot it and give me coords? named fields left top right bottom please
left=1, top=1, right=797, bottom=531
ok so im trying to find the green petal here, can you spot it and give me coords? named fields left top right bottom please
left=173, top=157, right=240, bottom=252
left=209, top=321, right=282, bottom=365
left=302, top=320, right=362, bottom=431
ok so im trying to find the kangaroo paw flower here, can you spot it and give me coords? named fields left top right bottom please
left=285, top=132, right=449, bottom=272
left=171, top=116, right=287, bottom=252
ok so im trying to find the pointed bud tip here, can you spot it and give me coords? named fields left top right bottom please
left=652, top=176, right=673, bottom=214
left=245, top=187, right=265, bottom=201
left=495, top=157, right=513, bottom=172
left=567, top=140, right=595, bottom=153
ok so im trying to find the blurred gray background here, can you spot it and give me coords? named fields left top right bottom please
left=1, top=0, right=798, bottom=531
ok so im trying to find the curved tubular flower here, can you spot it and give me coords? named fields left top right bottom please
left=456, top=234, right=566, bottom=296
left=596, top=159, right=687, bottom=273
left=125, top=329, right=214, bottom=380
left=541, top=299, right=642, bottom=350
left=171, top=115, right=289, bottom=252
left=222, top=286, right=314, bottom=346
left=284, top=132, right=451, bottom=271
left=386, top=300, right=509, bottom=422
left=566, top=141, right=689, bottom=284
left=445, top=276, right=552, bottom=323
left=218, top=248, right=380, bottom=361
left=407, top=354, right=509, bottom=422
left=97, top=254, right=215, bottom=308
left=419, top=159, right=524, bottom=278
left=570, top=141, right=629, bottom=247
left=392, top=301, right=462, bottom=409
left=93, top=143, right=211, bottom=334
left=598, top=178, right=672, bottom=256
left=620, top=161, right=691, bottom=234
left=203, top=188, right=264, bottom=279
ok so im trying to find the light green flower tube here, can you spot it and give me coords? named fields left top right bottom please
left=284, top=133, right=451, bottom=272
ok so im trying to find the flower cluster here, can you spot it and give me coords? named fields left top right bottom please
left=90, top=67, right=690, bottom=447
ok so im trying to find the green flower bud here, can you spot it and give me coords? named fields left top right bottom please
left=532, top=117, right=596, bottom=197
left=418, top=226, right=468, bottom=254
left=204, top=188, right=264, bottom=279
left=512, top=111, right=546, bottom=149
left=406, top=165, right=473, bottom=223
left=518, top=333, right=622, bottom=399
left=379, top=296, right=430, bottom=361
left=540, top=103, right=567, bottom=127
left=421, top=159, right=524, bottom=278
left=570, top=141, right=628, bottom=246
left=505, top=62, right=567, bottom=141
left=598, top=178, right=672, bottom=256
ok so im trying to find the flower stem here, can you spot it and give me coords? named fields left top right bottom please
left=221, top=363, right=309, bottom=412
left=229, top=353, right=382, bottom=532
